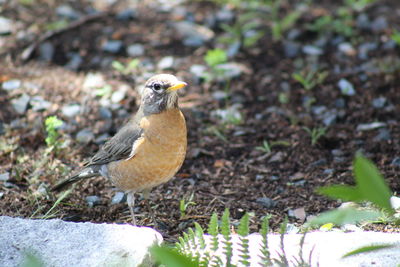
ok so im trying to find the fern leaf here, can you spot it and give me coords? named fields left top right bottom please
left=259, top=215, right=272, bottom=265
left=208, top=213, right=219, bottom=252
left=237, top=213, right=250, bottom=236
left=221, top=209, right=233, bottom=266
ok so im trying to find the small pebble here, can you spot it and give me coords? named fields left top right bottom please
left=0, top=16, right=12, bottom=35
left=56, top=5, right=80, bottom=20
left=126, top=44, right=145, bottom=57
left=356, top=122, right=386, bottom=131
left=338, top=78, right=356, bottom=96
left=111, top=89, right=126, bottom=103
left=283, top=41, right=300, bottom=58
left=30, top=96, right=51, bottom=111
left=342, top=224, right=362, bottom=232
left=255, top=174, right=264, bottom=181
left=371, top=16, right=388, bottom=32
left=338, top=43, right=356, bottom=56
left=76, top=129, right=95, bottom=144
left=0, top=172, right=10, bottom=181
left=390, top=196, right=400, bottom=210
left=256, top=197, right=276, bottom=209
left=215, top=62, right=245, bottom=79
left=38, top=42, right=54, bottom=62
left=2, top=79, right=21, bottom=91
left=11, top=94, right=30, bottom=114
left=391, top=157, right=400, bottom=167
left=173, top=21, right=214, bottom=47
left=62, top=104, right=81, bottom=117
left=111, top=192, right=126, bottom=205
left=102, top=40, right=123, bottom=53
left=157, top=56, right=174, bottom=70
left=65, top=53, right=83, bottom=70
left=331, top=149, right=344, bottom=157
left=99, top=107, right=112, bottom=119
left=212, top=91, right=228, bottom=101
left=85, top=196, right=101, bottom=207
left=373, top=128, right=391, bottom=141
left=116, top=9, right=137, bottom=21
left=302, top=45, right=323, bottom=56
left=0, top=192, right=4, bottom=199
left=371, top=97, right=387, bottom=109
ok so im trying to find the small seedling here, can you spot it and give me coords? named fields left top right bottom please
left=44, top=116, right=64, bottom=148
left=303, top=126, right=327, bottom=146
left=391, top=29, right=400, bottom=46
left=204, top=49, right=228, bottom=68
left=292, top=70, right=328, bottom=91
left=271, top=6, right=301, bottom=41
left=179, top=193, right=196, bottom=219
left=112, top=59, right=140, bottom=75
left=256, top=140, right=271, bottom=154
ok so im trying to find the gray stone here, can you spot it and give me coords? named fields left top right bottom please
left=374, top=128, right=391, bottom=141
left=372, top=97, right=387, bottom=109
left=391, top=157, right=400, bottom=167
left=302, top=45, right=323, bottom=56
left=85, top=196, right=101, bottom=207
left=102, top=40, right=123, bottom=53
left=356, top=13, right=370, bottom=30
left=11, top=94, right=30, bottom=114
left=227, top=41, right=241, bottom=57
left=65, top=53, right=83, bottom=70
left=30, top=96, right=52, bottom=111
left=335, top=98, right=346, bottom=108
left=358, top=42, right=378, bottom=60
left=62, top=104, right=81, bottom=117
left=0, top=216, right=162, bottom=267
left=215, top=62, right=245, bottom=79
left=215, top=8, right=234, bottom=24
left=283, top=41, right=300, bottom=58
left=0, top=16, right=12, bottom=35
left=157, top=56, right=174, bottom=70
left=99, top=107, right=112, bottom=119
left=111, top=90, right=126, bottom=103
left=356, top=122, right=386, bottom=131
left=331, top=149, right=344, bottom=157
left=56, top=5, right=80, bottom=20
left=173, top=21, right=214, bottom=47
left=2, top=79, right=21, bottom=91
left=371, top=16, right=388, bottom=33
left=0, top=172, right=10, bottom=181
left=83, top=73, right=106, bottom=90
left=256, top=197, right=276, bottom=209
left=190, top=64, right=207, bottom=80
left=116, top=9, right=137, bottom=21
left=126, top=44, right=145, bottom=57
left=38, top=42, right=54, bottom=62
left=390, top=196, right=400, bottom=210
left=338, top=78, right=356, bottom=96
left=338, top=42, right=355, bottom=55
left=76, top=129, right=95, bottom=144
left=111, top=192, right=127, bottom=205
left=212, top=90, right=228, bottom=101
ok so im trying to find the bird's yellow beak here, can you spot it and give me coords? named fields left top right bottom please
left=167, top=81, right=187, bottom=92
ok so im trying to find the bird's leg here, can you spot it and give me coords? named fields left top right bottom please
left=142, top=189, right=155, bottom=225
left=126, top=192, right=136, bottom=226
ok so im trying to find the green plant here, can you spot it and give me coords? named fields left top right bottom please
left=204, top=49, right=228, bottom=68
left=256, top=140, right=271, bottom=153
left=270, top=1, right=302, bottom=41
left=303, top=126, right=327, bottom=146
left=44, top=116, right=64, bottom=148
left=179, top=193, right=196, bottom=219
left=112, top=59, right=140, bottom=75
left=309, top=154, right=398, bottom=257
left=391, top=29, right=400, bottom=46
left=292, top=70, right=328, bottom=91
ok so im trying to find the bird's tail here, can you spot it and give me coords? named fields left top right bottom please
left=52, top=166, right=100, bottom=191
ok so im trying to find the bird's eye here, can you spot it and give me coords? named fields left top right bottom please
left=153, top=83, right=162, bottom=91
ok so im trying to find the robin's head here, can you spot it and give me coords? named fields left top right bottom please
left=140, top=74, right=187, bottom=115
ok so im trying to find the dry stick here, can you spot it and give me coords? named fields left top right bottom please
left=21, top=11, right=109, bottom=61
left=20, top=0, right=125, bottom=61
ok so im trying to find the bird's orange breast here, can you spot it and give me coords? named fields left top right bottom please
left=108, top=108, right=187, bottom=192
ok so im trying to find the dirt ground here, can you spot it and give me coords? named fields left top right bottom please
left=1, top=0, right=399, bottom=241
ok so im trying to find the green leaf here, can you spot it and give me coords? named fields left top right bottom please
left=342, top=244, right=395, bottom=258
left=237, top=213, right=250, bottom=236
left=221, top=208, right=231, bottom=238
left=204, top=49, right=227, bottom=68
left=316, top=185, right=363, bottom=202
left=353, top=154, right=392, bottom=211
left=208, top=213, right=219, bottom=236
left=151, top=246, right=198, bottom=267
left=21, top=251, right=45, bottom=267
left=308, top=207, right=381, bottom=226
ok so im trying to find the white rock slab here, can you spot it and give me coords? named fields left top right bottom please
left=0, top=216, right=162, bottom=267
left=192, top=232, right=400, bottom=267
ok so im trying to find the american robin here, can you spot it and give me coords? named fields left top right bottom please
left=53, top=74, right=187, bottom=225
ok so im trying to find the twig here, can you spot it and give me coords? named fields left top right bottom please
left=21, top=11, right=108, bottom=61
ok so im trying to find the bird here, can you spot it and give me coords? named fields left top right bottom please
left=52, top=74, right=188, bottom=225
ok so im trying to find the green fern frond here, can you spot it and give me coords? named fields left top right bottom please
left=208, top=212, right=219, bottom=252
left=259, top=215, right=272, bottom=265
left=221, top=209, right=233, bottom=266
